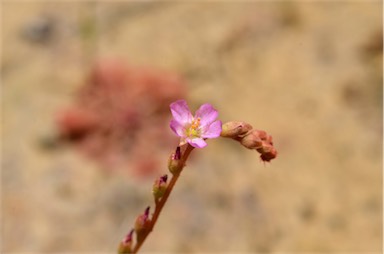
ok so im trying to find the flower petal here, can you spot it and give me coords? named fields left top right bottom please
left=187, top=137, right=207, bottom=148
left=170, top=100, right=193, bottom=125
left=195, top=103, right=218, bottom=126
left=170, top=119, right=185, bottom=137
left=201, top=120, right=222, bottom=138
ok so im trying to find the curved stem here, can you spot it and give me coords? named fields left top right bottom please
left=132, top=145, right=194, bottom=253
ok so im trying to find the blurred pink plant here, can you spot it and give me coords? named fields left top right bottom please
left=57, top=59, right=186, bottom=177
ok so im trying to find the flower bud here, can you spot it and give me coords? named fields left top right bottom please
left=256, top=142, right=274, bottom=154
left=220, top=121, right=253, bottom=138
left=266, top=134, right=273, bottom=145
left=256, top=130, right=268, bottom=140
left=118, top=229, right=133, bottom=254
left=152, top=175, right=168, bottom=200
left=135, top=207, right=151, bottom=235
left=240, top=130, right=263, bottom=149
left=260, top=146, right=278, bottom=162
left=168, top=146, right=183, bottom=175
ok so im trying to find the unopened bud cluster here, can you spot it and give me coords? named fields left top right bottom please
left=221, top=121, right=277, bottom=162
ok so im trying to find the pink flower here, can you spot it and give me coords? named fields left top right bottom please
left=170, top=100, right=222, bottom=148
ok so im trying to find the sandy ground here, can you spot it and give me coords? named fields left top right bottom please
left=1, top=1, right=382, bottom=253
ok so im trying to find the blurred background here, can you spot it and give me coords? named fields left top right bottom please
left=1, top=1, right=382, bottom=253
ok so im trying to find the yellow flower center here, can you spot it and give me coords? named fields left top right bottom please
left=186, top=117, right=201, bottom=137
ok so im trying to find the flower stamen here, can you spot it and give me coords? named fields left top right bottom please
left=191, top=118, right=201, bottom=130
left=186, top=117, right=201, bottom=137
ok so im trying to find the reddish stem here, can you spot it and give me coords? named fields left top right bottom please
left=132, top=144, right=194, bottom=253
